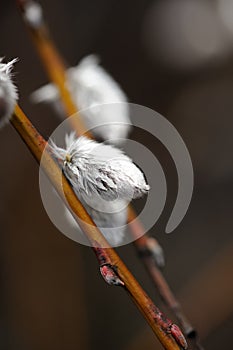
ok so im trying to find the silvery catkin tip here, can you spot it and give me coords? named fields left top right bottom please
left=0, top=58, right=18, bottom=128
left=50, top=133, right=150, bottom=202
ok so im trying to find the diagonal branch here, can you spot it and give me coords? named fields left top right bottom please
left=16, top=0, right=164, bottom=267
left=128, top=208, right=203, bottom=350
left=16, top=0, right=90, bottom=137
left=16, top=1, right=198, bottom=348
left=11, top=104, right=186, bottom=350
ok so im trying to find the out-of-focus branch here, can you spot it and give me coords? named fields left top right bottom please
left=16, top=0, right=90, bottom=136
left=128, top=208, right=203, bottom=350
left=125, top=241, right=233, bottom=350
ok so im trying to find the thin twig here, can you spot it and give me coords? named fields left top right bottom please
left=10, top=104, right=186, bottom=350
left=16, top=0, right=90, bottom=137
left=16, top=0, right=165, bottom=267
left=128, top=208, right=204, bottom=350
left=15, top=1, right=195, bottom=348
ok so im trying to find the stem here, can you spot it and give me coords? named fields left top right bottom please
left=11, top=104, right=185, bottom=350
left=16, top=1, right=192, bottom=348
left=128, top=208, right=203, bottom=350
left=16, top=0, right=91, bottom=137
left=16, top=0, right=165, bottom=266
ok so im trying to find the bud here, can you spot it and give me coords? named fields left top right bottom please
left=50, top=132, right=150, bottom=201
left=0, top=58, right=18, bottom=128
left=170, top=324, right=188, bottom=349
left=146, top=237, right=165, bottom=267
left=23, top=1, right=43, bottom=28
left=51, top=133, right=149, bottom=245
left=31, top=55, right=131, bottom=144
left=100, top=264, right=125, bottom=287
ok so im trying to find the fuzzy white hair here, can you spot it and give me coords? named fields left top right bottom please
left=31, top=55, right=131, bottom=144
left=51, top=133, right=149, bottom=245
left=0, top=58, right=18, bottom=128
left=50, top=133, right=149, bottom=201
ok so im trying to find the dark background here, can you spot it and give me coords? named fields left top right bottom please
left=0, top=0, right=233, bottom=349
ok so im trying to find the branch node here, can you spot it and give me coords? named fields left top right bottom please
left=100, top=264, right=125, bottom=287
left=169, top=324, right=188, bottom=350
left=137, top=237, right=165, bottom=268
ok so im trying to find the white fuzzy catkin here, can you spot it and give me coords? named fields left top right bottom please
left=23, top=1, right=43, bottom=29
left=0, top=58, right=18, bottom=128
left=31, top=55, right=131, bottom=144
left=51, top=134, right=149, bottom=245
left=51, top=132, right=150, bottom=201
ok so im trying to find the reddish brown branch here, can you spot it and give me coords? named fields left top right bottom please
left=10, top=104, right=186, bottom=349
left=128, top=208, right=203, bottom=349
left=15, top=2, right=197, bottom=348
left=17, top=0, right=165, bottom=268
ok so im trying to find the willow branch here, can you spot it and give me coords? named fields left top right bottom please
left=16, top=0, right=164, bottom=264
left=16, top=0, right=90, bottom=137
left=128, top=209, right=204, bottom=350
left=16, top=1, right=192, bottom=348
left=10, top=104, right=185, bottom=350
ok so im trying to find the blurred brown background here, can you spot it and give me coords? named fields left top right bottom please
left=0, top=0, right=233, bottom=349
